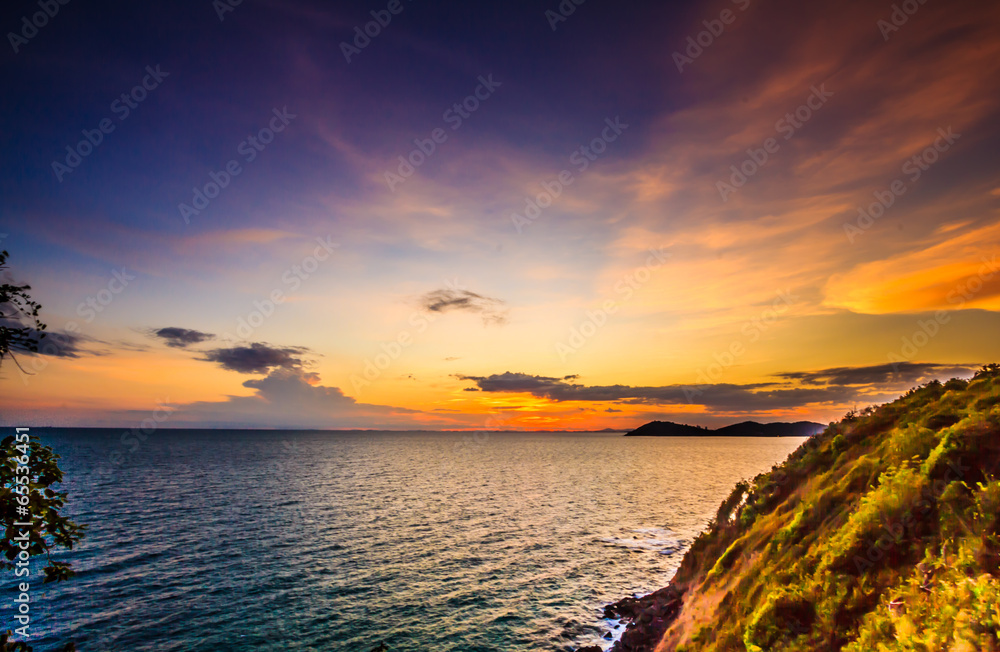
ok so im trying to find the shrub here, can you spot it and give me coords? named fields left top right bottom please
left=709, top=538, right=746, bottom=579
left=938, top=480, right=974, bottom=539
left=743, top=587, right=815, bottom=651
left=975, top=394, right=1000, bottom=412
left=974, top=480, right=1000, bottom=537
left=926, top=412, right=961, bottom=431
left=822, top=466, right=927, bottom=573
left=945, top=378, right=969, bottom=392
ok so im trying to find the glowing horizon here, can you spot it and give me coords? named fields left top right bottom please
left=2, top=0, right=999, bottom=431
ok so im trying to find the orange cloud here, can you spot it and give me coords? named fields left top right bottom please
left=825, top=222, right=1000, bottom=313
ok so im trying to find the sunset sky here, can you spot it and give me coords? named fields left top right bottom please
left=1, top=0, right=999, bottom=430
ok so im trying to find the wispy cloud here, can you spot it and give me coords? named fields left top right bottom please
left=32, top=331, right=88, bottom=358
left=152, top=327, right=214, bottom=349
left=201, top=343, right=310, bottom=374
left=419, top=288, right=509, bottom=325
left=775, top=362, right=978, bottom=386
left=457, top=362, right=979, bottom=414
left=0, top=319, right=92, bottom=359
left=456, top=371, right=843, bottom=411
left=153, top=368, right=439, bottom=430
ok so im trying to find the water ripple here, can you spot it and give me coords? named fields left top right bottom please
left=5, top=430, right=802, bottom=652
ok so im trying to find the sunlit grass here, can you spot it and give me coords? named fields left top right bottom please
left=665, top=364, right=1000, bottom=651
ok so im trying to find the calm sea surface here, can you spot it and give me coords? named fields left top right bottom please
left=4, top=430, right=805, bottom=651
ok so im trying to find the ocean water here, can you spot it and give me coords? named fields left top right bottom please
left=4, top=429, right=805, bottom=651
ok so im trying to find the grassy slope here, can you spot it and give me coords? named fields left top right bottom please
left=653, top=366, right=1000, bottom=652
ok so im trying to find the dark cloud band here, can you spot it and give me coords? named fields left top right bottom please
left=153, top=327, right=214, bottom=348
left=202, top=342, right=309, bottom=374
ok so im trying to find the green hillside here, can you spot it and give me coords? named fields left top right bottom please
left=647, top=365, right=1000, bottom=652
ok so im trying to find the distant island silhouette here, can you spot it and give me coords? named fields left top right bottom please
left=624, top=420, right=825, bottom=437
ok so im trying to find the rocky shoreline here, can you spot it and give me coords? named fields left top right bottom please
left=578, top=584, right=684, bottom=652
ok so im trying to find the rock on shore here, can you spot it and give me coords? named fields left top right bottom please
left=582, top=585, right=683, bottom=652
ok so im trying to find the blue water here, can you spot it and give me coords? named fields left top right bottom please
left=2, top=429, right=804, bottom=651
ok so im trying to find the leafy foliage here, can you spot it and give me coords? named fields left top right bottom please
left=0, top=250, right=47, bottom=370
left=1, top=434, right=87, bottom=582
left=661, top=366, right=1000, bottom=651
left=1, top=251, right=82, bottom=651
left=1, top=631, right=75, bottom=652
